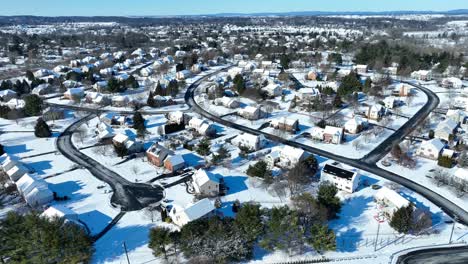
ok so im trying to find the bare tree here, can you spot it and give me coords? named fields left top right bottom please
left=431, top=168, right=450, bottom=187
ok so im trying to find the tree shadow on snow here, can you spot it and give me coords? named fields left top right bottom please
left=92, top=224, right=155, bottom=263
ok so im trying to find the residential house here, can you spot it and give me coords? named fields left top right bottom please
left=394, top=83, right=413, bottom=97
left=64, top=87, right=85, bottom=100
left=0, top=90, right=17, bottom=102
left=411, top=70, right=432, bottom=81
left=164, top=155, right=185, bottom=172
left=147, top=143, right=173, bottom=167
left=192, top=169, right=222, bottom=196
left=262, top=83, right=282, bottom=97
left=233, top=133, right=266, bottom=151
left=16, top=173, right=53, bottom=207
left=6, top=98, right=25, bottom=110
left=344, top=116, right=365, bottom=134
left=277, top=146, right=309, bottom=169
left=354, top=64, right=368, bottom=74
left=213, top=97, right=240, bottom=109
left=93, top=81, right=108, bottom=92
left=32, top=84, right=53, bottom=96
left=375, top=186, right=411, bottom=219
left=453, top=168, right=468, bottom=187
left=434, top=119, right=458, bottom=142
left=307, top=70, right=317, bottom=81
left=6, top=164, right=28, bottom=182
left=95, top=123, right=115, bottom=141
left=446, top=109, right=466, bottom=124
left=169, top=198, right=216, bottom=227
left=270, top=118, right=299, bottom=133
left=167, top=111, right=186, bottom=125
left=383, top=97, right=397, bottom=109
left=310, top=127, right=325, bottom=141
left=239, top=106, right=262, bottom=120
left=324, top=126, right=344, bottom=144
left=176, top=70, right=192, bottom=80
left=297, top=88, right=321, bottom=102
left=416, top=139, right=445, bottom=160
left=140, top=67, right=154, bottom=77
left=321, top=163, right=360, bottom=193
left=367, top=105, right=386, bottom=120
left=112, top=95, right=130, bottom=107
left=188, top=117, right=216, bottom=137
left=41, top=205, right=79, bottom=222
left=442, top=77, right=463, bottom=89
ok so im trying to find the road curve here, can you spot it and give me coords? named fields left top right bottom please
left=396, top=246, right=468, bottom=264
left=56, top=115, right=164, bottom=211
left=185, top=67, right=468, bottom=225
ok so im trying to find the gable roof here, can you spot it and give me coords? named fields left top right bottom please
left=322, top=164, right=356, bottom=180
left=182, top=198, right=215, bottom=222
left=375, top=186, right=410, bottom=209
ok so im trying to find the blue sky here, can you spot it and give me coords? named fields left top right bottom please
left=2, top=0, right=467, bottom=16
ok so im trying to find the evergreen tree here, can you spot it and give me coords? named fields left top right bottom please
left=34, top=118, right=52, bottom=138
left=363, top=77, right=372, bottom=93
left=308, top=224, right=336, bottom=253
left=390, top=204, right=414, bottom=234
left=126, top=75, right=139, bottom=88
left=148, top=227, right=173, bottom=259
left=280, top=54, right=291, bottom=69
left=0, top=212, right=93, bottom=263
left=246, top=160, right=271, bottom=179
left=133, top=112, right=146, bottom=136
left=147, top=90, right=155, bottom=107
left=317, top=182, right=342, bottom=219
left=337, top=71, right=362, bottom=97
left=233, top=74, right=245, bottom=94
left=25, top=70, right=35, bottom=81
left=234, top=203, right=263, bottom=242
left=154, top=81, right=164, bottom=96
left=196, top=138, right=211, bottom=157
left=24, top=94, right=43, bottom=116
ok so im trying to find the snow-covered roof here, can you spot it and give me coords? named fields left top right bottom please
left=113, top=133, right=129, bottom=144
left=420, top=139, right=445, bottom=152
left=454, top=168, right=468, bottom=182
left=436, top=119, right=458, bottom=131
left=193, top=169, right=220, bottom=188
left=324, top=126, right=343, bottom=136
left=41, top=205, right=78, bottom=221
left=375, top=186, right=410, bottom=209
left=240, top=106, right=259, bottom=114
left=181, top=198, right=215, bottom=222
left=280, top=145, right=305, bottom=161
left=165, top=155, right=185, bottom=166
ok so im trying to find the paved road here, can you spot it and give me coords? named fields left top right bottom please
left=185, top=68, right=468, bottom=226
left=56, top=115, right=164, bottom=211
left=396, top=246, right=468, bottom=264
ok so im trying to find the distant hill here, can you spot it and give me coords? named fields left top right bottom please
left=204, top=9, right=468, bottom=17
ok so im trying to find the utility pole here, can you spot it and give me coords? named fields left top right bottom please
left=123, top=241, right=131, bottom=264
left=375, top=222, right=381, bottom=252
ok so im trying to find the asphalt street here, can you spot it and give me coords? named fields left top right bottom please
left=185, top=67, right=468, bottom=226
left=56, top=115, right=164, bottom=211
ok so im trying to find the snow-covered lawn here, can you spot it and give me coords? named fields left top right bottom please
left=45, top=169, right=120, bottom=235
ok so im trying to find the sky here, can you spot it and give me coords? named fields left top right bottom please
left=1, top=0, right=467, bottom=16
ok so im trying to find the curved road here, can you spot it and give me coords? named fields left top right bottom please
left=56, top=115, right=164, bottom=211
left=396, top=246, right=468, bottom=264
left=185, top=67, right=468, bottom=226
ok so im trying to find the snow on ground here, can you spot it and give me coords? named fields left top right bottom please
left=45, top=168, right=120, bottom=235
left=378, top=152, right=468, bottom=213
